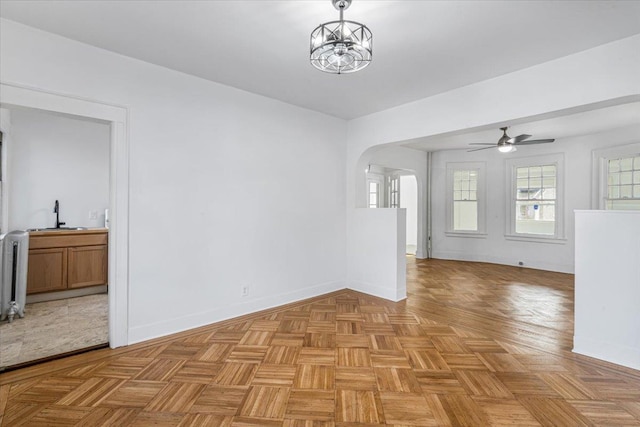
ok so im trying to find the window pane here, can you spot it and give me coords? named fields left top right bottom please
left=453, top=201, right=478, bottom=231
left=369, top=182, right=377, bottom=192
left=621, top=172, right=633, bottom=185
left=542, top=176, right=556, bottom=188
left=609, top=159, right=620, bottom=172
left=514, top=163, right=557, bottom=235
left=620, top=185, right=633, bottom=198
left=469, top=190, right=477, bottom=201
left=634, top=171, right=640, bottom=185
left=634, top=185, right=640, bottom=198
left=515, top=201, right=555, bottom=235
left=453, top=191, right=462, bottom=201
left=634, top=156, right=640, bottom=169
left=609, top=172, right=620, bottom=185
left=529, top=177, right=541, bottom=188
left=609, top=186, right=620, bottom=198
left=542, top=188, right=556, bottom=199
left=542, top=165, right=556, bottom=176
left=621, top=157, right=633, bottom=171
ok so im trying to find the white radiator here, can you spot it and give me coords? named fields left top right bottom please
left=0, top=231, right=29, bottom=323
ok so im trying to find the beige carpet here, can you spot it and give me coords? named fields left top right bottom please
left=0, top=293, right=108, bottom=369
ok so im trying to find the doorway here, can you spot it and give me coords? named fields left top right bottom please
left=400, top=175, right=418, bottom=255
left=0, top=82, right=130, bottom=371
left=0, top=107, right=110, bottom=370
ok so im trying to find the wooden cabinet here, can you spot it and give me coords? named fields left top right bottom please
left=27, top=229, right=108, bottom=295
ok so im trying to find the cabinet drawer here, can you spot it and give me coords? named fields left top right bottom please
left=30, top=233, right=108, bottom=250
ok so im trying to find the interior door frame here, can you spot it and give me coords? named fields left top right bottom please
left=0, top=81, right=130, bottom=348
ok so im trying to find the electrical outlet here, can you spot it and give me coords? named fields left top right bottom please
left=89, top=210, right=98, bottom=220
left=241, top=285, right=249, bottom=297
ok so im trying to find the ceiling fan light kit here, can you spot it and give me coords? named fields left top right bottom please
left=310, top=0, right=372, bottom=74
left=468, top=127, right=555, bottom=153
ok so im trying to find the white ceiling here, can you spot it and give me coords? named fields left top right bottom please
left=1, top=1, right=640, bottom=120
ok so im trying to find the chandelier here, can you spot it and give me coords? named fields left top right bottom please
left=310, top=0, right=373, bottom=74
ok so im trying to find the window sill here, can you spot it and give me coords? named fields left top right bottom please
left=504, top=234, right=567, bottom=244
left=445, top=231, right=487, bottom=239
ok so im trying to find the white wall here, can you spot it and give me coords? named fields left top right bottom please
left=348, top=208, right=406, bottom=302
left=0, top=19, right=347, bottom=343
left=430, top=125, right=640, bottom=273
left=8, top=108, right=110, bottom=230
left=574, top=210, right=640, bottom=370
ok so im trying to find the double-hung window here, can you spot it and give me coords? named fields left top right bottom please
left=593, top=143, right=640, bottom=211
left=506, top=154, right=564, bottom=241
left=606, top=155, right=640, bottom=210
left=446, top=162, right=486, bottom=236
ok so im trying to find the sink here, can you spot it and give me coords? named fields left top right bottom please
left=27, top=227, right=88, bottom=232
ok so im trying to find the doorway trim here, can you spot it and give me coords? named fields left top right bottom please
left=0, top=82, right=130, bottom=348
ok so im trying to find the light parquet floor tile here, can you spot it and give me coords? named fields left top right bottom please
left=2, top=258, right=640, bottom=426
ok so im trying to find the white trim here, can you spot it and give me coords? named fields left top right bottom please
left=0, top=81, right=130, bottom=348
left=505, top=153, right=565, bottom=241
left=504, top=234, right=567, bottom=244
left=444, top=231, right=487, bottom=239
left=432, top=250, right=574, bottom=274
left=591, top=142, right=640, bottom=210
left=445, top=162, right=486, bottom=236
left=129, top=280, right=345, bottom=344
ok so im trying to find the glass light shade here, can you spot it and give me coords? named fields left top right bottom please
left=310, top=19, right=372, bottom=74
left=498, top=144, right=514, bottom=153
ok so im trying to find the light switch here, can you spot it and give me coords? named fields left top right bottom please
left=89, top=210, right=98, bottom=220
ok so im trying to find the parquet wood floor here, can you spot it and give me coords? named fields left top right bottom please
left=2, top=258, right=640, bottom=426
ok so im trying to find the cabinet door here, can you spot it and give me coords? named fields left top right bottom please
left=27, top=248, right=67, bottom=294
left=67, top=245, right=107, bottom=289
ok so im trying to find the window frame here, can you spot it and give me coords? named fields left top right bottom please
left=445, top=162, right=487, bottom=238
left=505, top=153, right=565, bottom=243
left=592, top=142, right=640, bottom=210
left=366, top=172, right=384, bottom=208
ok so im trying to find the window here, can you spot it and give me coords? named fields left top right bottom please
left=593, top=143, right=640, bottom=211
left=368, top=181, right=379, bottom=208
left=367, top=173, right=383, bottom=208
left=606, top=155, right=640, bottom=210
left=446, top=162, right=486, bottom=236
left=506, top=154, right=564, bottom=241
left=389, top=176, right=399, bottom=208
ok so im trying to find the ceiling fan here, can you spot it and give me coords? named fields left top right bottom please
left=468, top=127, right=555, bottom=153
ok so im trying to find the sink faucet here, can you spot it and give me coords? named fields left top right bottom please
left=53, top=200, right=66, bottom=229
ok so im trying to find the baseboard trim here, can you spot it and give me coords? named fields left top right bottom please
left=573, top=336, right=640, bottom=371
left=431, top=250, right=574, bottom=274
left=128, top=280, right=345, bottom=344
left=347, top=281, right=406, bottom=302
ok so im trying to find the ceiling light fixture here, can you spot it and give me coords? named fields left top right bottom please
left=310, top=0, right=372, bottom=74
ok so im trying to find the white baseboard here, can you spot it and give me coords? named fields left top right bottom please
left=348, top=281, right=406, bottom=302
left=127, top=280, right=345, bottom=345
left=431, top=250, right=574, bottom=274
left=573, top=336, right=640, bottom=371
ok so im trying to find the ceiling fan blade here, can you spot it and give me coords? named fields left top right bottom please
left=467, top=146, right=495, bottom=152
left=468, top=143, right=496, bottom=146
left=508, top=134, right=532, bottom=143
left=513, top=139, right=555, bottom=145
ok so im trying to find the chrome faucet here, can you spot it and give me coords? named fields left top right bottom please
left=53, top=200, right=66, bottom=229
